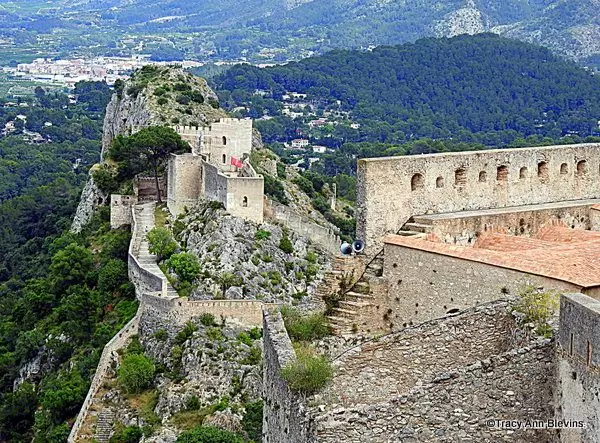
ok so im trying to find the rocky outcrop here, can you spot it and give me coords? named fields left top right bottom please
left=70, top=175, right=105, bottom=233
left=174, top=202, right=330, bottom=307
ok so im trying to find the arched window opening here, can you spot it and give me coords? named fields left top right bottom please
left=519, top=167, right=528, bottom=179
left=577, top=160, right=587, bottom=175
left=436, top=176, right=444, bottom=188
left=222, top=136, right=227, bottom=146
left=560, top=163, right=568, bottom=175
left=455, top=168, right=467, bottom=186
left=478, top=171, right=487, bottom=183
left=538, top=161, right=549, bottom=182
left=411, top=173, right=424, bottom=191
left=222, top=154, right=227, bottom=164
left=497, top=165, right=508, bottom=182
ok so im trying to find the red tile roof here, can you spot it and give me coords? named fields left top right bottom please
left=384, top=226, right=600, bottom=288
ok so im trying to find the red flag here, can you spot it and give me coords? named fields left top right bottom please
left=230, top=156, right=244, bottom=168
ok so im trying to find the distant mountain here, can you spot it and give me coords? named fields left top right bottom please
left=0, top=0, right=598, bottom=66
left=213, top=34, right=600, bottom=146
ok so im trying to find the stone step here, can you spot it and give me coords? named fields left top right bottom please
left=344, top=291, right=374, bottom=302
left=402, top=222, right=432, bottom=233
left=326, top=315, right=353, bottom=325
left=339, top=300, right=370, bottom=309
left=352, top=281, right=371, bottom=295
left=396, top=230, right=420, bottom=236
left=331, top=307, right=357, bottom=319
left=365, top=263, right=383, bottom=277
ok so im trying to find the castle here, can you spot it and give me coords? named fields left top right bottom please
left=110, top=118, right=265, bottom=227
left=263, top=142, right=600, bottom=443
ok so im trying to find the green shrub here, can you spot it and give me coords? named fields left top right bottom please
left=166, top=253, right=201, bottom=284
left=255, top=229, right=271, bottom=241
left=263, top=173, right=289, bottom=204
left=185, top=395, right=201, bottom=411
left=242, top=400, right=263, bottom=442
left=153, top=329, right=168, bottom=341
left=199, top=313, right=215, bottom=327
left=241, top=345, right=262, bottom=365
left=276, top=162, right=287, bottom=179
left=175, top=425, right=244, bottom=443
left=281, top=306, right=330, bottom=342
left=279, top=235, right=294, bottom=254
left=118, top=354, right=156, bottom=394
left=175, top=322, right=198, bottom=345
left=147, top=227, right=178, bottom=261
left=281, top=346, right=332, bottom=394
left=510, top=285, right=560, bottom=338
left=305, top=251, right=318, bottom=264
left=248, top=327, right=262, bottom=340
left=237, top=332, right=253, bottom=347
left=206, top=327, right=225, bottom=342
left=91, top=164, right=119, bottom=194
left=109, top=425, right=142, bottom=443
left=157, top=97, right=168, bottom=106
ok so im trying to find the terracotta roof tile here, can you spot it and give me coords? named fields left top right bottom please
left=384, top=227, right=600, bottom=288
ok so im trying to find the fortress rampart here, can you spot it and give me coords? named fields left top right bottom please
left=265, top=198, right=340, bottom=255
left=357, top=143, right=600, bottom=251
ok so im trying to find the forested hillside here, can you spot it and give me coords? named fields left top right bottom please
left=214, top=34, right=600, bottom=147
left=0, top=83, right=138, bottom=441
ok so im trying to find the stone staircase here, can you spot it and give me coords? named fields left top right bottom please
left=326, top=251, right=383, bottom=334
left=134, top=203, right=178, bottom=297
left=326, top=218, right=429, bottom=334
left=398, top=216, right=433, bottom=236
left=94, top=408, right=115, bottom=442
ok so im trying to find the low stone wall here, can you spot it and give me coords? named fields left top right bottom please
left=141, top=293, right=272, bottom=327
left=416, top=200, right=597, bottom=245
left=265, top=198, right=340, bottom=256
left=67, top=312, right=140, bottom=442
left=263, top=309, right=315, bottom=443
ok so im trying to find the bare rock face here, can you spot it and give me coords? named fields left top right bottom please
left=70, top=175, right=105, bottom=233
left=174, top=202, right=329, bottom=307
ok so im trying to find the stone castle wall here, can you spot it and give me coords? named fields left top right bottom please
left=202, top=118, right=253, bottom=171
left=555, top=293, right=600, bottom=443
left=110, top=194, right=136, bottom=229
left=418, top=200, right=596, bottom=245
left=67, top=313, right=140, bottom=442
left=379, top=241, right=580, bottom=329
left=357, top=143, right=600, bottom=251
left=263, top=300, right=556, bottom=442
left=262, top=310, right=315, bottom=443
left=203, top=162, right=264, bottom=223
left=265, top=198, right=340, bottom=255
left=166, top=154, right=203, bottom=216
left=134, top=175, right=166, bottom=202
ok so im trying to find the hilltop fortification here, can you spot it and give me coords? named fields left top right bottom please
left=71, top=66, right=228, bottom=232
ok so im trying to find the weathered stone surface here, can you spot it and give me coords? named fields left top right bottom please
left=176, top=202, right=329, bottom=307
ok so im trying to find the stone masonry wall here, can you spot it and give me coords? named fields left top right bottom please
left=357, top=143, right=600, bottom=251
left=202, top=161, right=229, bottom=206
left=263, top=309, right=315, bottom=443
left=110, top=194, right=136, bottom=229
left=314, top=338, right=555, bottom=442
left=381, top=241, right=580, bottom=328
left=418, top=200, right=595, bottom=245
left=555, top=293, right=600, bottom=442
left=320, top=301, right=515, bottom=407
left=202, top=118, right=253, bottom=171
left=265, top=198, right=340, bottom=255
left=167, top=153, right=203, bottom=216
left=67, top=313, right=140, bottom=442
